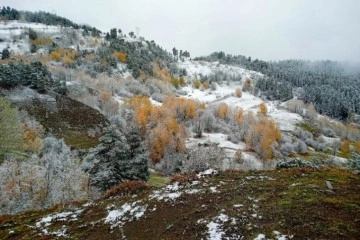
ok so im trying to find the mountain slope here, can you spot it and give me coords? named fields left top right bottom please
left=1, top=167, right=359, bottom=240
left=5, top=87, right=108, bottom=149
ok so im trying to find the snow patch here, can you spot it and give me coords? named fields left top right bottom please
left=207, top=213, right=229, bottom=240
left=149, top=182, right=183, bottom=202
left=35, top=209, right=83, bottom=237
left=104, top=201, right=147, bottom=229
left=197, top=168, right=218, bottom=178
left=254, top=233, right=266, bottom=240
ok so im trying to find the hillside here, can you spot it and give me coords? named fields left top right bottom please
left=1, top=7, right=360, bottom=239
left=4, top=87, right=108, bottom=149
left=1, top=167, right=359, bottom=240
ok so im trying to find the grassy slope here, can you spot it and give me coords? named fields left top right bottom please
left=1, top=167, right=359, bottom=240
left=15, top=93, right=108, bottom=149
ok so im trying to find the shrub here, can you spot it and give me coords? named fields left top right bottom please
left=294, top=128, right=313, bottom=141
left=202, top=81, right=209, bottom=90
left=258, top=102, right=268, bottom=115
left=170, top=173, right=197, bottom=185
left=51, top=51, right=61, bottom=61
left=280, top=142, right=294, bottom=156
left=242, top=77, right=254, bottom=92
left=234, top=87, right=242, bottom=98
left=347, top=153, right=360, bottom=170
left=182, top=144, right=223, bottom=173
left=293, top=140, right=307, bottom=154
left=153, top=149, right=185, bottom=176
left=339, top=139, right=350, bottom=158
left=322, top=128, right=337, bottom=138
left=234, top=149, right=243, bottom=164
left=193, top=79, right=201, bottom=89
left=104, top=181, right=148, bottom=198
left=276, top=158, right=317, bottom=169
left=216, top=103, right=230, bottom=120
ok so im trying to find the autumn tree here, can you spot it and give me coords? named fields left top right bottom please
left=258, top=102, right=268, bottom=115
left=245, top=116, right=281, bottom=160
left=112, top=51, right=127, bottom=63
left=242, top=77, right=253, bottom=93
left=216, top=103, right=230, bottom=120
left=355, top=141, right=360, bottom=154
left=234, top=87, right=242, bottom=98
left=179, top=76, right=186, bottom=86
left=339, top=139, right=350, bottom=158
left=193, top=79, right=201, bottom=89
left=21, top=119, right=44, bottom=153
left=202, top=81, right=209, bottom=90
left=233, top=107, right=244, bottom=124
left=125, top=95, right=153, bottom=134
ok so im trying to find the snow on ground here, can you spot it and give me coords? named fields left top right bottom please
left=206, top=213, right=230, bottom=240
left=105, top=201, right=147, bottom=230
left=34, top=209, right=83, bottom=237
left=183, top=82, right=303, bottom=132
left=178, top=60, right=263, bottom=80
left=267, top=102, right=302, bottom=132
left=149, top=182, right=183, bottom=202
left=181, top=80, right=303, bottom=170
left=0, top=21, right=62, bottom=54
left=0, top=20, right=100, bottom=55
left=254, top=231, right=293, bottom=240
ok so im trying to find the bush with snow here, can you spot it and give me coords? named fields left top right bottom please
left=182, top=144, right=223, bottom=173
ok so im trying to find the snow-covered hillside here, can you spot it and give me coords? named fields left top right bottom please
left=0, top=21, right=61, bottom=54
left=176, top=72, right=303, bottom=170
left=0, top=20, right=106, bottom=55
left=178, top=59, right=263, bottom=80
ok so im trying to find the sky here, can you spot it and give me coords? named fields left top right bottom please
left=2, top=0, right=360, bottom=62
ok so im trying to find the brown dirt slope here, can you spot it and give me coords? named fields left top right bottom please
left=0, top=167, right=359, bottom=240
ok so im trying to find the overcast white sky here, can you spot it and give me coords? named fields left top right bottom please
left=2, top=0, right=360, bottom=62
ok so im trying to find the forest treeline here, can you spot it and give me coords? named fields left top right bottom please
left=195, top=52, right=360, bottom=120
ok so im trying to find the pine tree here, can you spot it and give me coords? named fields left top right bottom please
left=1, top=48, right=10, bottom=59
left=84, top=125, right=149, bottom=191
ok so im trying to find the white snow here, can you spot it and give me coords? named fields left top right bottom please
left=149, top=182, right=183, bottom=202
left=178, top=60, right=263, bottom=80
left=206, top=213, right=230, bottom=240
left=209, top=186, right=219, bottom=193
left=185, top=188, right=201, bottom=194
left=233, top=204, right=244, bottom=208
left=34, top=209, right=83, bottom=237
left=254, top=233, right=266, bottom=240
left=181, top=78, right=303, bottom=171
left=104, top=202, right=147, bottom=229
left=197, top=168, right=218, bottom=178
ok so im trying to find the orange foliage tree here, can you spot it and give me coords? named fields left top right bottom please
left=340, top=139, right=350, bottom=158
left=233, top=107, right=244, bottom=124
left=258, top=102, right=268, bottom=115
left=245, top=115, right=281, bottom=160
left=125, top=95, right=198, bottom=163
left=112, top=51, right=127, bottom=63
left=193, top=79, right=201, bottom=89
left=355, top=141, right=360, bottom=154
left=125, top=95, right=153, bottom=134
left=216, top=103, right=230, bottom=120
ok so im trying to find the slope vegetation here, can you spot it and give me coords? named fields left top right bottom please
left=1, top=167, right=359, bottom=240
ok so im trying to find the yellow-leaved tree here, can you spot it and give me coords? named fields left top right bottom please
left=258, top=102, right=268, bottom=115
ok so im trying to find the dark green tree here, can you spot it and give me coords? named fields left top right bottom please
left=84, top=125, right=149, bottom=191
left=28, top=28, right=37, bottom=40
left=110, top=28, right=117, bottom=39
left=1, top=48, right=9, bottom=59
